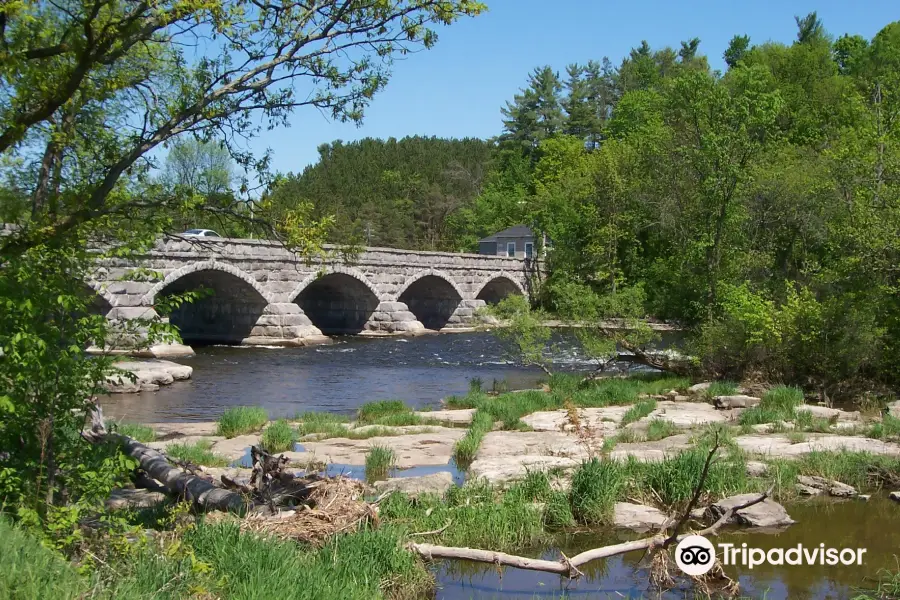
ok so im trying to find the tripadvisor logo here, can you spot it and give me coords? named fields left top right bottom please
left=675, top=535, right=868, bottom=575
left=675, top=535, right=717, bottom=576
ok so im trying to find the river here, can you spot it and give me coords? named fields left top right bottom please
left=101, top=331, right=586, bottom=422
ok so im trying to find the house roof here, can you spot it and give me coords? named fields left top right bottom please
left=478, top=225, right=534, bottom=243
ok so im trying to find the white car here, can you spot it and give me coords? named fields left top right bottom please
left=181, top=229, right=222, bottom=238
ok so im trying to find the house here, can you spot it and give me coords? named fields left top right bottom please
left=478, top=225, right=537, bottom=259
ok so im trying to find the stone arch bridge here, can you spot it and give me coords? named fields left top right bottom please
left=88, top=237, right=530, bottom=352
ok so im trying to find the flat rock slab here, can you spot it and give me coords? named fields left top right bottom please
left=469, top=456, right=580, bottom=485
left=640, top=401, right=733, bottom=429
left=796, top=475, right=857, bottom=497
left=211, top=435, right=262, bottom=460
left=107, top=488, right=168, bottom=510
left=608, top=434, right=694, bottom=462
left=712, top=494, right=795, bottom=528
left=736, top=434, right=900, bottom=458
left=373, top=472, right=454, bottom=498
left=796, top=405, right=860, bottom=422
left=104, top=360, right=192, bottom=393
left=614, top=502, right=670, bottom=532
left=415, top=409, right=475, bottom=425
left=714, top=395, right=761, bottom=409
left=146, top=421, right=218, bottom=437
left=889, top=402, right=900, bottom=419
left=521, top=407, right=630, bottom=432
left=477, top=431, right=590, bottom=460
left=286, top=428, right=465, bottom=468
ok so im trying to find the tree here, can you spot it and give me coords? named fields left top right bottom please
left=0, top=0, right=486, bottom=256
left=724, top=35, right=751, bottom=68
left=164, top=139, right=234, bottom=200
left=795, top=11, right=826, bottom=44
left=500, top=66, right=564, bottom=158
left=0, top=0, right=485, bottom=532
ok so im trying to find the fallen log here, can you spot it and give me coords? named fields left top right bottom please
left=408, top=488, right=772, bottom=577
left=83, top=406, right=246, bottom=513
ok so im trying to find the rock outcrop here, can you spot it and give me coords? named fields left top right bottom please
left=103, top=359, right=192, bottom=393
left=710, top=494, right=795, bottom=528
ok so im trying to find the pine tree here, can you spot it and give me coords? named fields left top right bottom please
left=501, top=66, right=564, bottom=157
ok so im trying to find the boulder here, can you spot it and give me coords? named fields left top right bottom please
left=890, top=491, right=900, bottom=503
left=711, top=494, right=795, bottom=528
left=858, top=495, right=871, bottom=502
left=688, top=382, right=713, bottom=394
left=713, top=395, right=762, bottom=409
left=745, top=461, right=769, bottom=477
left=795, top=475, right=857, bottom=498
left=613, top=502, right=670, bottom=532
left=373, top=472, right=454, bottom=498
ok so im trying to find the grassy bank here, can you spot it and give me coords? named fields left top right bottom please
left=0, top=516, right=430, bottom=600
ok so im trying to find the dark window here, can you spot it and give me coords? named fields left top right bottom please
left=506, top=242, right=516, bottom=257
left=525, top=242, right=534, bottom=258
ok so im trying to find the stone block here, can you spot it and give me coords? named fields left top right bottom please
left=453, top=308, right=474, bottom=317
left=105, top=281, right=151, bottom=295
left=370, top=312, right=391, bottom=322
left=280, top=314, right=313, bottom=327
left=390, top=321, right=425, bottom=332
left=377, top=302, right=408, bottom=312
left=107, top=307, right=159, bottom=320
left=390, top=311, right=418, bottom=322
left=254, top=315, right=283, bottom=327
left=263, top=303, right=303, bottom=315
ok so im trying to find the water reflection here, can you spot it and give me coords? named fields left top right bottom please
left=435, top=495, right=900, bottom=599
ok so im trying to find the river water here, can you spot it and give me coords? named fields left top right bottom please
left=102, top=331, right=579, bottom=422
left=100, top=332, right=897, bottom=599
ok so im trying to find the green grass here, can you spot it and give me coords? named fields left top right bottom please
left=181, top=522, right=431, bottom=600
left=453, top=410, right=494, bottom=466
left=261, top=419, right=297, bottom=453
left=705, top=381, right=739, bottom=398
left=166, top=439, right=229, bottom=467
left=621, top=399, right=657, bottom=426
left=0, top=519, right=86, bottom=600
left=868, top=414, right=900, bottom=440
left=295, top=411, right=351, bottom=438
left=569, top=458, right=626, bottom=525
left=644, top=418, right=679, bottom=441
left=853, top=566, right=900, bottom=600
left=379, top=481, right=549, bottom=551
left=216, top=406, right=268, bottom=438
left=738, top=385, right=805, bottom=426
left=356, top=400, right=435, bottom=427
left=365, top=445, right=396, bottom=481
left=111, top=422, right=156, bottom=442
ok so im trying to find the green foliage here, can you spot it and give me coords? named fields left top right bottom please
left=261, top=420, right=297, bottom=453
left=482, top=295, right=553, bottom=374
left=295, top=412, right=351, bottom=438
left=0, top=519, right=87, bottom=599
left=267, top=136, right=495, bottom=251
left=216, top=406, right=268, bottom=438
left=364, top=446, right=396, bottom=482
left=166, top=440, right=229, bottom=468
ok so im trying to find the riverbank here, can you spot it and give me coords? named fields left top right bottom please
left=81, top=373, right=900, bottom=598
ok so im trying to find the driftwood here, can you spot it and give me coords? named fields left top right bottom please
left=409, top=435, right=771, bottom=581
left=83, top=406, right=246, bottom=512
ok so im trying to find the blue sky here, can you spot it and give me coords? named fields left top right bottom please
left=251, top=0, right=898, bottom=176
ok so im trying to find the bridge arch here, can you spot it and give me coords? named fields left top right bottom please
left=396, top=269, right=464, bottom=330
left=474, top=273, right=526, bottom=305
left=142, top=261, right=270, bottom=344
left=84, top=282, right=116, bottom=316
left=290, top=267, right=380, bottom=335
